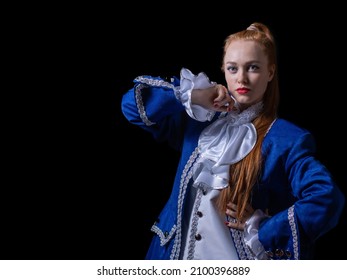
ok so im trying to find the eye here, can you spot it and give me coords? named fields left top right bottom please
left=248, top=64, right=260, bottom=72
left=227, top=65, right=237, bottom=73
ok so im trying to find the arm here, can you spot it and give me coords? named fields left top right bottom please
left=121, top=68, right=234, bottom=147
left=121, top=74, right=186, bottom=149
left=226, top=130, right=345, bottom=259
left=258, top=132, right=345, bottom=259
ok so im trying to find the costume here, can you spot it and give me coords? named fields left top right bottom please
left=121, top=68, right=345, bottom=260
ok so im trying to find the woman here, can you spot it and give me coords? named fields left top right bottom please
left=121, top=22, right=345, bottom=260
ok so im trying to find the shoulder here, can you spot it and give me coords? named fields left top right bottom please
left=264, top=118, right=316, bottom=150
left=267, top=118, right=312, bottom=138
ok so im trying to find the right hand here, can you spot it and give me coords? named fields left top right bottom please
left=191, top=84, right=235, bottom=112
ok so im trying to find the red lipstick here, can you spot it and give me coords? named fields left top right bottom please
left=236, top=88, right=250, bottom=94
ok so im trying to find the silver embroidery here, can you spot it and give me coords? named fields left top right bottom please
left=265, top=118, right=277, bottom=137
left=150, top=224, right=177, bottom=246
left=134, top=76, right=175, bottom=89
left=134, top=76, right=178, bottom=126
left=230, top=229, right=255, bottom=260
left=134, top=84, right=156, bottom=126
left=186, top=189, right=204, bottom=259
left=170, top=147, right=200, bottom=260
left=288, top=205, right=298, bottom=259
left=135, top=75, right=182, bottom=102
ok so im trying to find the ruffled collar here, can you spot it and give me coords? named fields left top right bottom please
left=192, top=102, right=263, bottom=190
left=219, top=101, right=263, bottom=125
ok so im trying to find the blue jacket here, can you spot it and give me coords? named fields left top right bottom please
left=121, top=74, right=345, bottom=260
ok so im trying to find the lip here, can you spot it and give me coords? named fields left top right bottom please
left=236, top=88, right=250, bottom=94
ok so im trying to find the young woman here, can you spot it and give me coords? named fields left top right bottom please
left=121, top=22, right=345, bottom=260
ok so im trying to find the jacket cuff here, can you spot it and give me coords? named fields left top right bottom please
left=175, top=68, right=216, bottom=122
left=244, top=209, right=269, bottom=259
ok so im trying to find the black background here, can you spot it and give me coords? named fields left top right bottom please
left=3, top=3, right=346, bottom=259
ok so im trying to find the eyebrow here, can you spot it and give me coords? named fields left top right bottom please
left=225, top=60, right=262, bottom=65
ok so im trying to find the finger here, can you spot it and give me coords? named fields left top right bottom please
left=213, top=103, right=232, bottom=113
left=225, top=220, right=245, bottom=231
left=226, top=103, right=233, bottom=112
left=213, top=92, right=235, bottom=112
left=226, top=202, right=237, bottom=210
left=225, top=208, right=237, bottom=219
left=219, top=96, right=233, bottom=107
left=213, top=85, right=228, bottom=102
left=214, top=104, right=231, bottom=113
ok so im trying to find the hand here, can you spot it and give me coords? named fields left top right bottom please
left=191, top=84, right=235, bottom=112
left=213, top=84, right=235, bottom=112
left=225, top=202, right=254, bottom=231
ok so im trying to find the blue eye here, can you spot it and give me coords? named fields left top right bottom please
left=227, top=66, right=237, bottom=73
left=248, top=64, right=259, bottom=71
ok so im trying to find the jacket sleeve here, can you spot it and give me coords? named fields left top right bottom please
left=258, top=131, right=345, bottom=259
left=121, top=75, right=187, bottom=150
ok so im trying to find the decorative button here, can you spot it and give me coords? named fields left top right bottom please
left=195, top=234, right=202, bottom=240
left=164, top=231, right=169, bottom=237
left=285, top=250, right=291, bottom=258
left=266, top=251, right=274, bottom=258
left=275, top=249, right=284, bottom=257
left=197, top=211, right=203, bottom=217
left=202, top=190, right=207, bottom=195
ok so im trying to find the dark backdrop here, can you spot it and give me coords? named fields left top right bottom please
left=3, top=4, right=346, bottom=259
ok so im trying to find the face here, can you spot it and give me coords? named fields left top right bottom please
left=223, top=40, right=275, bottom=110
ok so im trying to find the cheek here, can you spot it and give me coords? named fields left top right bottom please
left=226, top=80, right=233, bottom=91
left=253, top=76, right=268, bottom=89
left=260, top=79, right=270, bottom=91
left=225, top=75, right=234, bottom=87
left=255, top=81, right=268, bottom=98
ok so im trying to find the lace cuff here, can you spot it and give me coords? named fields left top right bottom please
left=174, top=68, right=216, bottom=122
left=244, top=209, right=269, bottom=260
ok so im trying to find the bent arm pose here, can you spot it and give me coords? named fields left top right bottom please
left=121, top=22, right=345, bottom=260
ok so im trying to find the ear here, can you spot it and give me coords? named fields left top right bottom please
left=268, top=64, right=275, bottom=82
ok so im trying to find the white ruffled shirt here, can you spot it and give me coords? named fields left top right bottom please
left=176, top=68, right=268, bottom=260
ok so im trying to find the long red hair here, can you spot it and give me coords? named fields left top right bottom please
left=217, top=22, right=280, bottom=220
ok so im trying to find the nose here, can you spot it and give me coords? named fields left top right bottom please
left=237, top=70, right=248, bottom=84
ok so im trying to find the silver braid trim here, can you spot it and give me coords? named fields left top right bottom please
left=288, top=205, right=299, bottom=260
left=134, top=76, right=179, bottom=126
left=150, top=224, right=177, bottom=246
left=134, top=84, right=156, bottom=126
left=230, top=229, right=255, bottom=260
left=170, top=147, right=200, bottom=260
left=134, top=76, right=175, bottom=89
left=265, top=118, right=277, bottom=137
left=186, top=189, right=203, bottom=259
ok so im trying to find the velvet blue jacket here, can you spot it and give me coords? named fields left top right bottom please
left=121, top=74, right=345, bottom=260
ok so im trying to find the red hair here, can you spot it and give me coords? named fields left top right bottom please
left=217, top=22, right=280, bottom=221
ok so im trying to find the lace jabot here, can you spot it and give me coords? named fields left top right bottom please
left=193, top=102, right=263, bottom=190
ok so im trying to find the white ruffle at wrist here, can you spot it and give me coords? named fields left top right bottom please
left=175, top=68, right=216, bottom=122
left=244, top=209, right=269, bottom=260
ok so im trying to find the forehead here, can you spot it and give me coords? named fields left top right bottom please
left=224, top=40, right=267, bottom=63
